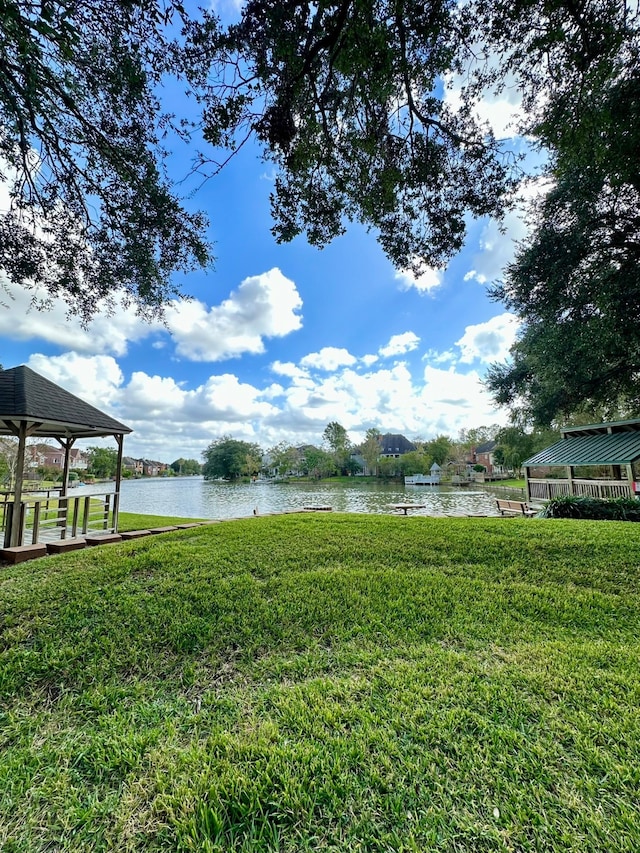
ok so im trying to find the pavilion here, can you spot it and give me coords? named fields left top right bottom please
left=522, top=418, right=640, bottom=503
left=0, top=365, right=131, bottom=547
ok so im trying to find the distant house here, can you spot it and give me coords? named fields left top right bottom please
left=474, top=440, right=498, bottom=473
left=26, top=443, right=88, bottom=472
left=379, top=433, right=416, bottom=458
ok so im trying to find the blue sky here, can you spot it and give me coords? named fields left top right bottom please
left=0, top=13, right=534, bottom=464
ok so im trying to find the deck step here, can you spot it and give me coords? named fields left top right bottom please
left=46, top=538, right=86, bottom=555
left=1, top=544, right=48, bottom=564
left=148, top=526, right=178, bottom=534
left=120, top=530, right=152, bottom=540
left=84, top=533, right=122, bottom=546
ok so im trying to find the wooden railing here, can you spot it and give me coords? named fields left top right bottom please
left=528, top=478, right=633, bottom=501
left=3, top=491, right=119, bottom=547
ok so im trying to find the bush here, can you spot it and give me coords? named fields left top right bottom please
left=540, top=494, right=640, bottom=521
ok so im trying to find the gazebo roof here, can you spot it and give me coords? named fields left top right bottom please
left=523, top=431, right=640, bottom=467
left=0, top=365, right=131, bottom=439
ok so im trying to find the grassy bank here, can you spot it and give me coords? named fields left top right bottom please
left=1, top=514, right=639, bottom=851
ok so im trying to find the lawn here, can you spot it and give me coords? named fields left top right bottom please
left=0, top=513, right=639, bottom=852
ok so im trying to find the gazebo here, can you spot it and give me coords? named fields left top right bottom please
left=0, top=365, right=132, bottom=547
left=522, top=418, right=640, bottom=503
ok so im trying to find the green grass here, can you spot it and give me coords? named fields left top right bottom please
left=1, top=514, right=639, bottom=851
left=118, top=511, right=207, bottom=531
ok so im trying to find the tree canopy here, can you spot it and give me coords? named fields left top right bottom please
left=202, top=436, right=262, bottom=480
left=485, top=1, right=640, bottom=425
left=0, top=0, right=211, bottom=321
left=3, top=0, right=638, bottom=426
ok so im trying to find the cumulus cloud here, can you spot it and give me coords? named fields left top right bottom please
left=0, top=276, right=159, bottom=357
left=379, top=332, right=420, bottom=358
left=165, top=268, right=302, bottom=361
left=0, top=268, right=303, bottom=365
left=395, top=266, right=443, bottom=293
left=456, top=313, right=520, bottom=365
left=300, top=347, right=357, bottom=371
left=22, top=342, right=511, bottom=462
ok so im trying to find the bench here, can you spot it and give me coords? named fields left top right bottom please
left=496, top=499, right=537, bottom=517
left=394, top=504, right=426, bottom=516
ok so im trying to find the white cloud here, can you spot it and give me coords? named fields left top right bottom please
left=463, top=177, right=552, bottom=286
left=300, top=347, right=357, bottom=371
left=395, top=266, right=443, bottom=293
left=22, top=343, right=511, bottom=462
left=456, top=313, right=520, bottom=365
left=0, top=268, right=303, bottom=365
left=379, top=332, right=420, bottom=358
left=165, top=268, right=303, bottom=361
left=423, top=348, right=457, bottom=366
left=443, top=65, right=524, bottom=141
left=0, top=276, right=159, bottom=357
left=27, top=352, right=124, bottom=408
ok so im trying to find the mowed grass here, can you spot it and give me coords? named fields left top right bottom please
left=1, top=514, right=639, bottom=852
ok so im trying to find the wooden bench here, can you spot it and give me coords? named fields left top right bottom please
left=496, top=499, right=537, bottom=517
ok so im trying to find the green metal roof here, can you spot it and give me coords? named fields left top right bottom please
left=523, top=432, right=640, bottom=467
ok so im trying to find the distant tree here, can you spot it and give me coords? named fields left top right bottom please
left=170, top=458, right=202, bottom=475
left=360, top=428, right=382, bottom=476
left=301, top=446, right=336, bottom=479
left=323, top=421, right=351, bottom=474
left=344, top=456, right=362, bottom=476
left=268, top=442, right=301, bottom=477
left=202, top=436, right=262, bottom=481
left=36, top=464, right=61, bottom=482
left=0, top=437, right=18, bottom=486
left=398, top=450, right=431, bottom=477
left=86, top=446, right=119, bottom=479
left=424, top=435, right=453, bottom=466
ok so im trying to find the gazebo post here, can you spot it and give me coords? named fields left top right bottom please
left=566, top=465, right=574, bottom=497
left=10, top=423, right=29, bottom=547
left=56, top=437, right=75, bottom=497
left=626, top=464, right=635, bottom=497
left=113, top=434, right=124, bottom=532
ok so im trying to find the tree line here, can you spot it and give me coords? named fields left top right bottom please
left=1, top=2, right=638, bottom=425
left=202, top=423, right=558, bottom=481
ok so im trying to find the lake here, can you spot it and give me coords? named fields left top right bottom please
left=72, top=477, right=525, bottom=519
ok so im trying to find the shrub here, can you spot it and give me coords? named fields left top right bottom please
left=540, top=494, right=640, bottom=521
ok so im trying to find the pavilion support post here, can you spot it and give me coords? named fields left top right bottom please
left=626, top=464, right=635, bottom=497
left=566, top=465, right=574, bottom=497
left=10, top=423, right=28, bottom=547
left=524, top=466, right=531, bottom=503
left=113, top=434, right=124, bottom=532
left=56, top=437, right=75, bottom=539
left=57, top=437, right=75, bottom=497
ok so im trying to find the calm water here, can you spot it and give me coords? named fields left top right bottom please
left=71, top=477, right=524, bottom=519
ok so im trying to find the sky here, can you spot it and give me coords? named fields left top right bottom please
left=0, top=10, right=536, bottom=465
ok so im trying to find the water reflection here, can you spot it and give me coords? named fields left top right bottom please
left=72, top=477, right=524, bottom=520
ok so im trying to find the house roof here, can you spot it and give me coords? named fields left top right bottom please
left=0, top=365, right=132, bottom=439
left=523, top=432, right=640, bottom=467
left=379, top=433, right=416, bottom=454
left=475, top=440, right=497, bottom=454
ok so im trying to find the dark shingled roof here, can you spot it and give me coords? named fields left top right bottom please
left=379, top=433, right=416, bottom=455
left=0, top=365, right=132, bottom=438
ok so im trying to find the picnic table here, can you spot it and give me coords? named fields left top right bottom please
left=393, top=503, right=426, bottom=515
